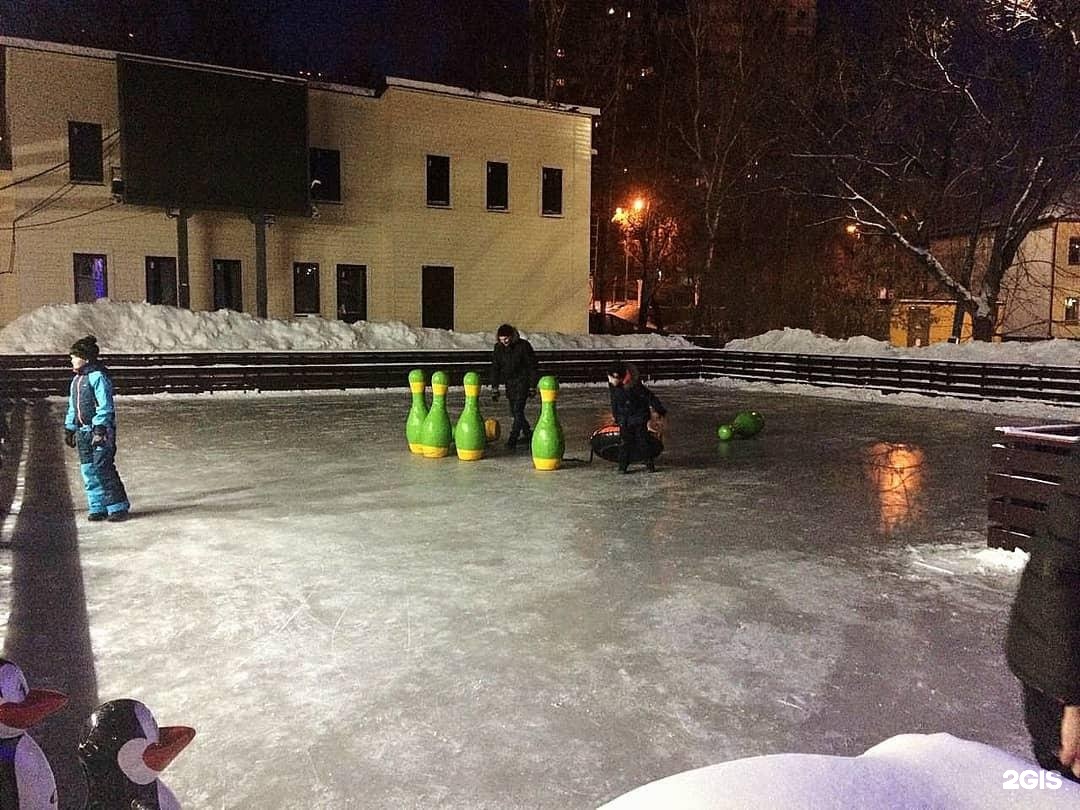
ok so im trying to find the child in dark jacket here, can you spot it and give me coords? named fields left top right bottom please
left=489, top=324, right=540, bottom=450
left=1005, top=461, right=1080, bottom=782
left=607, top=361, right=666, bottom=473
left=64, top=335, right=130, bottom=522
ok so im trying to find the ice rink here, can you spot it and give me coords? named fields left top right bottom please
left=0, top=381, right=1041, bottom=808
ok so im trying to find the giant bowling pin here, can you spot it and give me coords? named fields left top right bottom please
left=0, top=658, right=67, bottom=810
left=420, top=371, right=453, bottom=459
left=405, top=369, right=428, bottom=454
left=530, top=375, right=565, bottom=471
left=454, top=372, right=486, bottom=461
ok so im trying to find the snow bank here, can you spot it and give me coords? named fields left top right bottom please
left=0, top=301, right=691, bottom=354
left=726, top=327, right=1080, bottom=366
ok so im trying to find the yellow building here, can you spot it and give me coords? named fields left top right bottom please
left=889, top=217, right=1080, bottom=345
left=0, top=37, right=597, bottom=333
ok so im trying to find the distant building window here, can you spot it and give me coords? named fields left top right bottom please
left=1066, top=297, right=1080, bottom=324
left=486, top=161, right=508, bottom=211
left=68, top=121, right=103, bottom=183
left=309, top=148, right=341, bottom=202
left=426, top=154, right=450, bottom=207
left=213, top=259, right=243, bottom=312
left=1069, top=237, right=1080, bottom=265
left=541, top=166, right=563, bottom=216
left=74, top=253, right=108, bottom=302
left=293, top=262, right=320, bottom=315
left=0, top=47, right=10, bottom=170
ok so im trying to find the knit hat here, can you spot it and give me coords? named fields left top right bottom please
left=496, top=324, right=515, bottom=339
left=607, top=360, right=627, bottom=377
left=69, top=335, right=100, bottom=361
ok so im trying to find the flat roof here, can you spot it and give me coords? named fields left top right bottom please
left=0, top=36, right=597, bottom=116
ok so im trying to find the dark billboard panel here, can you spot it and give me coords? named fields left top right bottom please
left=117, top=57, right=310, bottom=216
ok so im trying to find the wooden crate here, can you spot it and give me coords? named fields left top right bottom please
left=988, top=424, right=1080, bottom=550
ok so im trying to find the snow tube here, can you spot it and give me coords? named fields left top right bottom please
left=589, top=424, right=664, bottom=463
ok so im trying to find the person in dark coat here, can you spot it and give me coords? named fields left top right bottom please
left=64, top=335, right=131, bottom=522
left=607, top=360, right=666, bottom=474
left=489, top=324, right=539, bottom=450
left=1005, top=464, right=1080, bottom=782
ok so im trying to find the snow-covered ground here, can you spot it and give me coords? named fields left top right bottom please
left=2, top=302, right=1078, bottom=808
left=2, top=301, right=1080, bottom=367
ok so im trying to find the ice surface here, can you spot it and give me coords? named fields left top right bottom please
left=1, top=381, right=1065, bottom=808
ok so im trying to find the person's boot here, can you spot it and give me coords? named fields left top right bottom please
left=87, top=512, right=107, bottom=522
left=646, top=460, right=656, bottom=473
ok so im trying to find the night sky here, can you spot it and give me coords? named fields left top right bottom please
left=0, top=0, right=529, bottom=89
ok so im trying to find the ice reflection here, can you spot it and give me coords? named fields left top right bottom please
left=863, top=442, right=925, bottom=531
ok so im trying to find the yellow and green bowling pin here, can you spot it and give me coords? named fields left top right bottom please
left=531, top=375, right=564, bottom=471
left=406, top=369, right=428, bottom=454
left=454, top=371, right=486, bottom=461
left=421, top=370, right=453, bottom=458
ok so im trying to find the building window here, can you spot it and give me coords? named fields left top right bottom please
left=1065, top=297, right=1080, bottom=324
left=145, top=256, right=178, bottom=306
left=426, top=154, right=450, bottom=207
left=336, top=264, right=367, bottom=323
left=68, top=121, right=103, bottom=183
left=486, top=161, right=508, bottom=211
left=1068, top=237, right=1080, bottom=265
left=0, top=47, right=10, bottom=170
left=213, top=259, right=243, bottom=312
left=293, top=262, right=320, bottom=315
left=74, top=254, right=107, bottom=302
left=541, top=166, right=563, bottom=216
left=310, top=148, right=341, bottom=202
left=422, top=265, right=454, bottom=330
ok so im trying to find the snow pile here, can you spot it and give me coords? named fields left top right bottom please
left=727, top=327, right=1080, bottom=366
left=600, top=733, right=1080, bottom=809
left=905, top=543, right=1030, bottom=577
left=0, top=301, right=691, bottom=354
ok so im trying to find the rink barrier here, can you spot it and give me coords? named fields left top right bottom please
left=987, top=424, right=1080, bottom=551
left=2, top=348, right=1080, bottom=405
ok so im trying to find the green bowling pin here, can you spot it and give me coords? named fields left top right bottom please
left=421, top=371, right=453, bottom=458
left=531, top=375, right=564, bottom=471
left=454, top=371, right=486, bottom=461
left=406, top=369, right=428, bottom=454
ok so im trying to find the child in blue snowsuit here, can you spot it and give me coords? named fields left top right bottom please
left=65, top=335, right=130, bottom=522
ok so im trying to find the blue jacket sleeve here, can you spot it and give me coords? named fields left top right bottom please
left=88, top=370, right=117, bottom=429
left=65, top=377, right=77, bottom=430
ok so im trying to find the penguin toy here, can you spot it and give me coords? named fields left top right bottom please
left=78, top=699, right=194, bottom=810
left=0, top=657, right=68, bottom=810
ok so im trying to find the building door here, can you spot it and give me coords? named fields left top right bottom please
left=336, top=264, right=367, bottom=324
left=213, top=259, right=243, bottom=311
left=73, top=253, right=107, bottom=302
left=293, top=262, right=320, bottom=315
left=146, top=256, right=178, bottom=306
left=422, top=265, right=454, bottom=330
left=907, top=306, right=931, bottom=347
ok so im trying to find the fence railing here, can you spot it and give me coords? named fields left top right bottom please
left=2, top=348, right=1079, bottom=405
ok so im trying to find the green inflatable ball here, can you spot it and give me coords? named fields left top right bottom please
left=731, top=411, right=764, bottom=439
left=717, top=424, right=734, bottom=441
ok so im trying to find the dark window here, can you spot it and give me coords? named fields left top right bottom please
left=293, top=262, right=320, bottom=314
left=1066, top=297, right=1079, bottom=323
left=68, top=121, right=103, bottom=183
left=541, top=166, right=563, bottom=216
left=213, top=259, right=243, bottom=311
left=0, top=47, right=10, bottom=170
left=310, top=148, right=341, bottom=202
left=422, top=265, right=454, bottom=330
left=336, top=264, right=367, bottom=323
left=487, top=161, right=508, bottom=210
left=74, top=254, right=108, bottom=302
left=145, top=256, right=178, bottom=306
left=426, top=154, right=450, bottom=207
left=1069, top=237, right=1080, bottom=265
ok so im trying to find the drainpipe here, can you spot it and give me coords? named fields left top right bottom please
left=1049, top=222, right=1058, bottom=338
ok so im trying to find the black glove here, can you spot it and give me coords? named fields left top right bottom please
left=64, top=429, right=77, bottom=448
left=528, top=388, right=537, bottom=399
left=91, top=426, right=108, bottom=446
left=491, top=388, right=500, bottom=403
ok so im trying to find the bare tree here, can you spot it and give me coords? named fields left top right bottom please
left=794, top=0, right=1080, bottom=340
